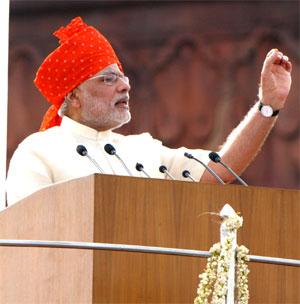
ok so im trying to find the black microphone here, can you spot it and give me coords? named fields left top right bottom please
left=104, top=143, right=116, bottom=155
left=76, top=145, right=104, bottom=173
left=184, top=152, right=225, bottom=185
left=104, top=143, right=133, bottom=176
left=135, top=163, right=151, bottom=178
left=182, top=170, right=196, bottom=182
left=208, top=152, right=248, bottom=186
left=159, top=165, right=175, bottom=180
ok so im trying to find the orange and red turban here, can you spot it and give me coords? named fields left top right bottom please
left=34, top=16, right=122, bottom=131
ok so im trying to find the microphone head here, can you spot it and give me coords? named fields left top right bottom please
left=209, top=151, right=221, bottom=163
left=184, top=152, right=193, bottom=159
left=135, top=162, right=144, bottom=171
left=159, top=165, right=167, bottom=173
left=182, top=170, right=190, bottom=178
left=104, top=143, right=116, bottom=155
left=76, top=145, right=88, bottom=156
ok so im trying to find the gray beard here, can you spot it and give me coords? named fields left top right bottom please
left=81, top=110, right=131, bottom=131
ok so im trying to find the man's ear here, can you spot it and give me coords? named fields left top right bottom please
left=66, top=89, right=81, bottom=109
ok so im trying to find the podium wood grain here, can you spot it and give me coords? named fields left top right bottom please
left=0, top=174, right=299, bottom=303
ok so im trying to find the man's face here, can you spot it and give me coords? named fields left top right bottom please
left=75, top=64, right=131, bottom=131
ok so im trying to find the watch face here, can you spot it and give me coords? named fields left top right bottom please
left=261, top=105, right=273, bottom=117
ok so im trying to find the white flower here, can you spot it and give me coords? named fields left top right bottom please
left=194, top=211, right=250, bottom=304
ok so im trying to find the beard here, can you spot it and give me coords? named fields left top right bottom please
left=81, top=102, right=131, bottom=131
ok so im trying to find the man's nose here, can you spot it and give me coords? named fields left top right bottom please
left=116, top=78, right=131, bottom=92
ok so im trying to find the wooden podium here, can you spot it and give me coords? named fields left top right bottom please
left=0, top=174, right=299, bottom=303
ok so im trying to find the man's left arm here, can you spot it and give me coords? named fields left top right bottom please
left=200, top=49, right=292, bottom=183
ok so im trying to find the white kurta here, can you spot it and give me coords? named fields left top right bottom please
left=6, top=116, right=210, bottom=205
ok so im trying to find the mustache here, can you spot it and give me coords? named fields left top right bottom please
left=114, top=95, right=130, bottom=105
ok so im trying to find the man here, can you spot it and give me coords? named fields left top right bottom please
left=6, top=17, right=292, bottom=205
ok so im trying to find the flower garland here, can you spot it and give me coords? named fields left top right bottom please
left=211, top=237, right=233, bottom=304
left=236, top=245, right=250, bottom=303
left=194, top=213, right=250, bottom=304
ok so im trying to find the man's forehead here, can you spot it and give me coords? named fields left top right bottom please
left=94, top=63, right=120, bottom=76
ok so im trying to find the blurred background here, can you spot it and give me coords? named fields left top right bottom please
left=8, top=0, right=300, bottom=189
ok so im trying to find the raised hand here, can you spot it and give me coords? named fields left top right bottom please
left=259, top=48, right=292, bottom=110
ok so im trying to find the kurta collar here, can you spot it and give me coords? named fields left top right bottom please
left=60, top=116, right=113, bottom=141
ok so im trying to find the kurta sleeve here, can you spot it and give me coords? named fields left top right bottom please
left=160, top=145, right=210, bottom=181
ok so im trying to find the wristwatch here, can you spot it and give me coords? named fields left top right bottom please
left=258, top=101, right=280, bottom=117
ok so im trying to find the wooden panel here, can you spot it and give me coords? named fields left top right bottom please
left=0, top=174, right=298, bottom=303
left=93, top=175, right=300, bottom=303
left=0, top=176, right=95, bottom=303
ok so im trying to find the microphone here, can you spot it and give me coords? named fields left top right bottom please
left=104, top=143, right=133, bottom=176
left=182, top=170, right=196, bottom=182
left=135, top=163, right=151, bottom=178
left=76, top=145, right=104, bottom=173
left=208, top=152, right=248, bottom=186
left=159, top=165, right=175, bottom=180
left=184, top=152, right=225, bottom=185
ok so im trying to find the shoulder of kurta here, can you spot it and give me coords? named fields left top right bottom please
left=16, top=126, right=62, bottom=149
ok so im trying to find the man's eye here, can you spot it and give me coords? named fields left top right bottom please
left=104, top=75, right=116, bottom=83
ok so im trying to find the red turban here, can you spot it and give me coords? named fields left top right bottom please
left=34, top=16, right=122, bottom=131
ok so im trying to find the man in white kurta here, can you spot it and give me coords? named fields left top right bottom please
left=6, top=17, right=292, bottom=206
left=6, top=116, right=209, bottom=204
